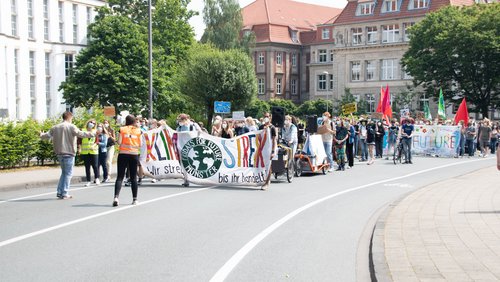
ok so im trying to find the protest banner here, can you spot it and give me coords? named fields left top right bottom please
left=342, top=103, right=357, bottom=115
left=400, top=108, right=410, bottom=119
left=140, top=125, right=184, bottom=179
left=103, top=106, right=116, bottom=117
left=232, top=111, right=245, bottom=120
left=370, top=112, right=384, bottom=120
left=412, top=125, right=461, bottom=157
left=176, top=129, right=272, bottom=186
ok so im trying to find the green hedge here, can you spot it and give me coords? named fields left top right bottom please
left=0, top=108, right=117, bottom=169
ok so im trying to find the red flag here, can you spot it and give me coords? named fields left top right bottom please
left=376, top=86, right=385, bottom=113
left=383, top=84, right=393, bottom=118
left=454, top=98, right=469, bottom=125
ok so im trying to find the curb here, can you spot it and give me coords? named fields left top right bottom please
left=369, top=191, right=413, bottom=282
left=0, top=174, right=118, bottom=192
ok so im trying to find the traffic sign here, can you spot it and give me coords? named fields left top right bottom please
left=214, top=101, right=231, bottom=114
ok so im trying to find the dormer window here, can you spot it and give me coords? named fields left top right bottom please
left=322, top=28, right=330, bottom=39
left=291, top=30, right=299, bottom=43
left=382, top=0, right=399, bottom=12
left=356, top=2, right=375, bottom=16
left=409, top=0, right=429, bottom=9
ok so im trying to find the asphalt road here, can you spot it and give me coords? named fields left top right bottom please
left=0, top=156, right=495, bottom=282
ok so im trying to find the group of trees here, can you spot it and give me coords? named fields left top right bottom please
left=60, top=0, right=498, bottom=125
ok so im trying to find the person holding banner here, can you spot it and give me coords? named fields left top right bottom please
left=40, top=111, right=95, bottom=199
left=259, top=112, right=278, bottom=190
left=176, top=114, right=200, bottom=187
left=401, top=117, right=414, bottom=164
left=245, top=117, right=258, bottom=132
left=113, top=115, right=142, bottom=207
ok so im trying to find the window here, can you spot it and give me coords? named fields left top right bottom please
left=28, top=0, right=34, bottom=39
left=292, top=53, right=297, bottom=67
left=14, top=49, right=19, bottom=99
left=382, top=0, right=399, bottom=12
left=291, top=79, right=297, bottom=95
left=276, top=78, right=282, bottom=95
left=330, top=50, right=334, bottom=62
left=73, top=4, right=78, bottom=43
left=46, top=77, right=51, bottom=117
left=382, top=24, right=399, bottom=43
left=44, top=0, right=50, bottom=40
left=336, top=33, right=344, bottom=45
left=367, top=26, right=378, bottom=44
left=357, top=2, right=375, bottom=15
left=322, top=28, right=330, bottom=39
left=366, top=60, right=376, bottom=81
left=29, top=51, right=35, bottom=75
left=30, top=77, right=36, bottom=99
left=258, top=52, right=264, bottom=65
left=409, top=0, right=429, bottom=9
left=381, top=59, right=398, bottom=80
left=318, top=49, right=327, bottom=63
left=318, top=74, right=327, bottom=90
left=258, top=78, right=265, bottom=95
left=86, top=7, right=92, bottom=25
left=403, top=22, right=415, bottom=41
left=366, top=94, right=376, bottom=113
left=276, top=52, right=282, bottom=65
left=59, top=2, right=64, bottom=42
left=352, top=27, right=363, bottom=45
left=291, top=31, right=298, bottom=43
left=329, top=74, right=334, bottom=90
left=351, top=61, right=361, bottom=81
left=65, top=54, right=74, bottom=77
left=403, top=66, right=413, bottom=80
left=11, top=0, right=18, bottom=36
left=45, top=53, right=50, bottom=75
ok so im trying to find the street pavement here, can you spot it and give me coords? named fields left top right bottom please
left=372, top=165, right=500, bottom=282
left=0, top=156, right=496, bottom=281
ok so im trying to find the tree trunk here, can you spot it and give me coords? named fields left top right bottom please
left=481, top=103, right=490, bottom=119
left=207, top=103, right=214, bottom=130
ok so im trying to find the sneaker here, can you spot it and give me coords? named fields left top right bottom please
left=260, top=184, right=268, bottom=191
left=409, top=161, right=413, bottom=164
left=95, top=178, right=100, bottom=185
left=124, top=180, right=131, bottom=187
left=182, top=182, right=190, bottom=187
left=131, top=200, right=138, bottom=205
left=84, top=182, right=91, bottom=187
left=112, top=198, right=119, bottom=207
left=328, top=168, right=334, bottom=172
left=61, top=195, right=73, bottom=200
left=151, top=178, right=157, bottom=183
left=106, top=177, right=112, bottom=182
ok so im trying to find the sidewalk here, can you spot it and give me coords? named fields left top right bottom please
left=0, top=166, right=113, bottom=191
left=372, top=166, right=500, bottom=282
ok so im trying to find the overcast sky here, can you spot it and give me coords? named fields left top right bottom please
left=187, top=0, right=348, bottom=40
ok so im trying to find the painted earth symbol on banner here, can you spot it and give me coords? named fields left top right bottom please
left=181, top=137, right=222, bottom=179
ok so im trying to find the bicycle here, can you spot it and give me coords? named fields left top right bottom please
left=393, top=138, right=406, bottom=164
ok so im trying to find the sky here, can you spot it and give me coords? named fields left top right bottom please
left=187, top=0, right=348, bottom=40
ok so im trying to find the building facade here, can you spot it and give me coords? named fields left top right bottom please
left=0, top=0, right=105, bottom=120
left=241, top=0, right=342, bottom=103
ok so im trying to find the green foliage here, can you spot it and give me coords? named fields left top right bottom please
left=296, top=99, right=334, bottom=118
left=268, top=99, right=298, bottom=116
left=60, top=15, right=149, bottom=114
left=201, top=0, right=255, bottom=53
left=0, top=123, right=24, bottom=168
left=402, top=3, right=500, bottom=117
left=245, top=99, right=271, bottom=118
left=179, top=44, right=257, bottom=127
left=391, top=85, right=421, bottom=114
left=36, top=118, right=59, bottom=165
left=334, top=88, right=367, bottom=116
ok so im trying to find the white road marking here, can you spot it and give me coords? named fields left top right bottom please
left=0, top=188, right=210, bottom=248
left=209, top=158, right=492, bottom=282
left=0, top=183, right=114, bottom=204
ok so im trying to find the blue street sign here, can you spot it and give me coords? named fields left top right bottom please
left=214, top=101, right=231, bottom=114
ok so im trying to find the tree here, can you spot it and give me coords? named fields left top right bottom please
left=201, top=0, right=254, bottom=53
left=391, top=85, right=420, bottom=115
left=179, top=44, right=257, bottom=126
left=268, top=99, right=298, bottom=116
left=334, top=88, right=367, bottom=116
left=296, top=99, right=333, bottom=118
left=402, top=4, right=500, bottom=117
left=245, top=99, right=270, bottom=119
left=59, top=15, right=149, bottom=114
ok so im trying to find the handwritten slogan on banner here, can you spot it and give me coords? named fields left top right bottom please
left=140, top=126, right=184, bottom=179
left=176, top=129, right=273, bottom=186
left=412, top=125, right=461, bottom=157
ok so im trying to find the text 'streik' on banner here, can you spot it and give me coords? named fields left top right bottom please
left=176, top=129, right=273, bottom=186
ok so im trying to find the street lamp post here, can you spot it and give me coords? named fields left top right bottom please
left=148, top=0, right=153, bottom=119
left=323, top=71, right=330, bottom=113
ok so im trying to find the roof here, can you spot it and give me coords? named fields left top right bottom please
left=334, top=0, right=475, bottom=25
left=242, top=0, right=342, bottom=44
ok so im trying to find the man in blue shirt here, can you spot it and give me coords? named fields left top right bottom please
left=401, top=117, right=414, bottom=164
